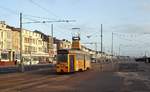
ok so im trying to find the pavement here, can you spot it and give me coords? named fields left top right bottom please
left=0, top=64, right=53, bottom=73
left=0, top=61, right=150, bottom=92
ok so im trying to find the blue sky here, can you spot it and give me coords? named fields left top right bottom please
left=0, top=0, right=150, bottom=56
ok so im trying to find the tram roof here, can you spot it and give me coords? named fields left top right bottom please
left=57, top=49, right=89, bottom=55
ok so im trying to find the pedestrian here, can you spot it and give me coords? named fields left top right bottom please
left=15, top=60, right=17, bottom=65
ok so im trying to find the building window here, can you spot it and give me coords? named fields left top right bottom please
left=24, top=37, right=27, bottom=43
left=38, top=40, right=42, bottom=45
left=1, top=42, right=3, bottom=48
left=1, top=24, right=4, bottom=28
left=32, top=39, right=35, bottom=44
left=35, top=47, right=37, bottom=52
left=7, top=32, right=11, bottom=39
left=25, top=46, right=28, bottom=52
left=1, top=32, right=3, bottom=38
left=39, top=47, right=43, bottom=52
left=36, top=40, right=37, bottom=45
left=1, top=53, right=9, bottom=60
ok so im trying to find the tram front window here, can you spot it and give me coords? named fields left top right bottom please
left=57, top=54, right=68, bottom=62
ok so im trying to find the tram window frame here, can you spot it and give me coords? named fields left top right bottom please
left=76, top=53, right=84, bottom=61
left=85, top=54, right=91, bottom=61
left=76, top=54, right=79, bottom=61
left=85, top=55, right=87, bottom=61
left=57, top=54, right=68, bottom=62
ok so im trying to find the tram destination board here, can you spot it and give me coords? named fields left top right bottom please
left=57, top=49, right=69, bottom=54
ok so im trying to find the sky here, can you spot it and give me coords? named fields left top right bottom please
left=0, top=0, right=150, bottom=57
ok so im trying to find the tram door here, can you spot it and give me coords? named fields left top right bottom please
left=69, top=55, right=75, bottom=72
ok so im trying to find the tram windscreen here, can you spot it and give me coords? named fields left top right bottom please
left=57, top=54, right=68, bottom=62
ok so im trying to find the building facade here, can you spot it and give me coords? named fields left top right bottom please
left=54, top=38, right=72, bottom=50
left=61, top=39, right=72, bottom=49
left=0, top=21, right=55, bottom=65
left=0, top=21, right=14, bottom=62
left=34, top=30, right=54, bottom=62
left=22, top=30, right=51, bottom=64
left=6, top=26, right=20, bottom=60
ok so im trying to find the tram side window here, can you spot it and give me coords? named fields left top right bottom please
left=85, top=55, right=87, bottom=61
left=88, top=55, right=91, bottom=61
left=57, top=54, right=68, bottom=62
left=85, top=55, right=91, bottom=61
left=76, top=54, right=79, bottom=60
left=76, top=53, right=84, bottom=61
left=1, top=53, right=9, bottom=59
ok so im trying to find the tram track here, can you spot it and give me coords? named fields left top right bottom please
left=0, top=75, right=68, bottom=92
left=0, top=68, right=93, bottom=92
left=0, top=68, right=62, bottom=92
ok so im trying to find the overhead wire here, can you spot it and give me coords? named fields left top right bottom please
left=28, top=0, right=59, bottom=18
left=114, top=32, right=150, bottom=50
left=0, top=0, right=100, bottom=50
left=27, top=0, right=78, bottom=40
left=28, top=0, right=97, bottom=44
left=0, top=5, right=19, bottom=16
left=23, top=14, right=57, bottom=20
left=23, top=17, right=40, bottom=23
left=27, top=0, right=82, bottom=37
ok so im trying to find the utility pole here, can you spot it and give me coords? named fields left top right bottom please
left=119, top=44, right=121, bottom=57
left=29, top=36, right=32, bottom=65
left=20, top=13, right=24, bottom=72
left=144, top=51, right=148, bottom=63
left=101, top=24, right=103, bottom=55
left=111, top=32, right=114, bottom=57
left=51, top=24, right=54, bottom=48
left=145, top=51, right=147, bottom=57
left=51, top=24, right=53, bottom=38
left=51, top=24, right=54, bottom=62
left=95, top=43, right=97, bottom=52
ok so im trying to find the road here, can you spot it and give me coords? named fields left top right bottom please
left=0, top=61, right=150, bottom=92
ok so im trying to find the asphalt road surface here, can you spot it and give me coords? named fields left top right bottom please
left=0, top=61, right=150, bottom=92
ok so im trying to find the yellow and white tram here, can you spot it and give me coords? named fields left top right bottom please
left=56, top=49, right=91, bottom=73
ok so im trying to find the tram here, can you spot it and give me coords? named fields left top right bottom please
left=56, top=49, right=91, bottom=73
left=56, top=35, right=91, bottom=73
